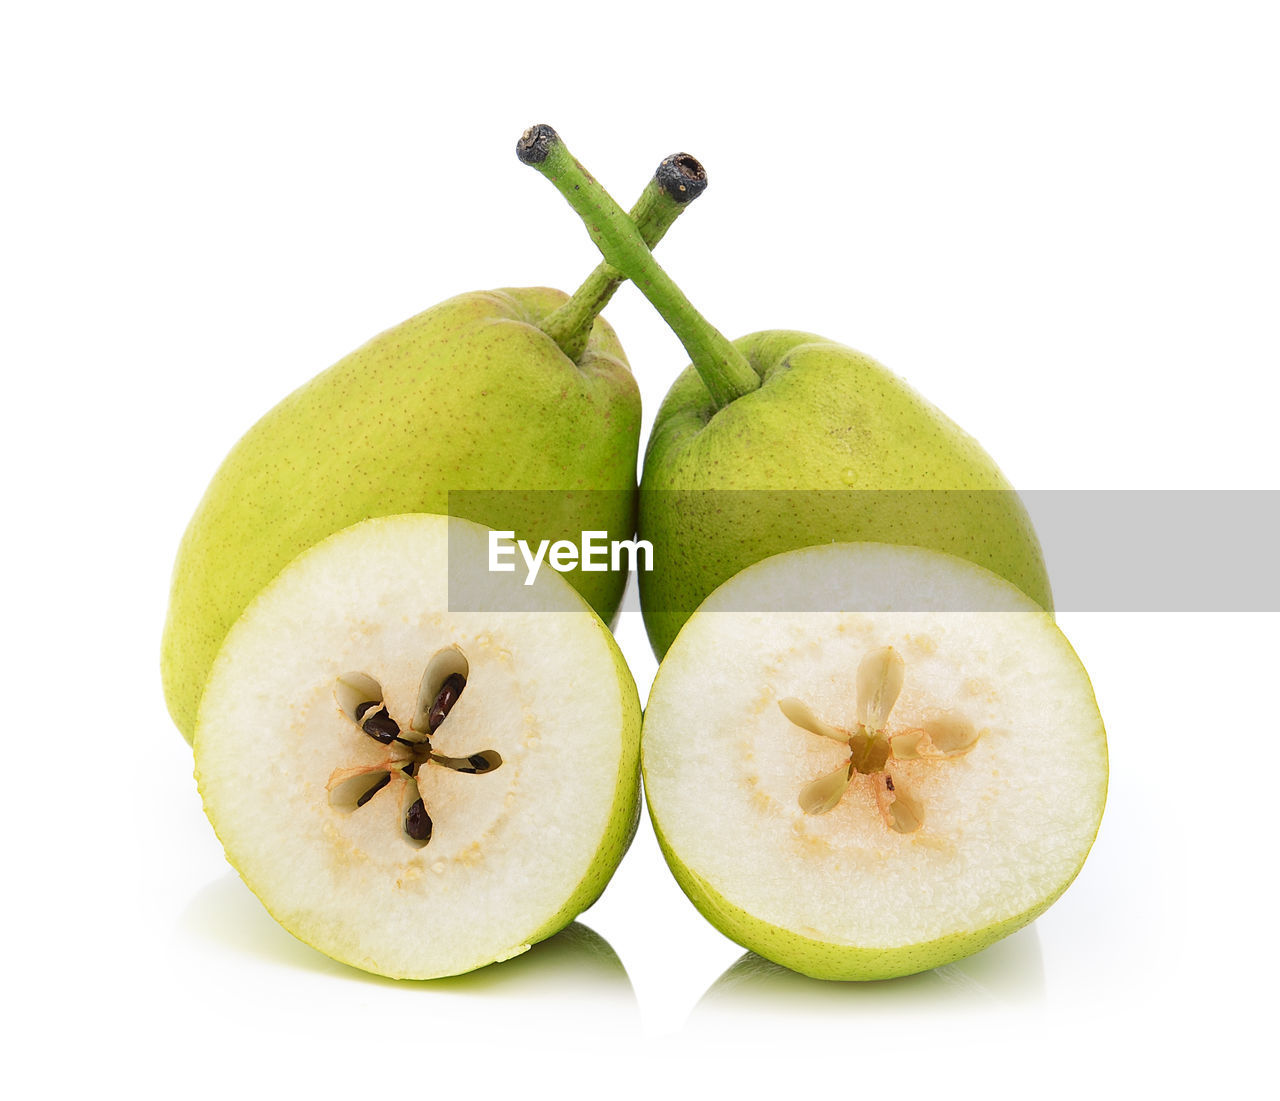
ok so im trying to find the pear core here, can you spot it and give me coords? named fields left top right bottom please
left=327, top=655, right=503, bottom=848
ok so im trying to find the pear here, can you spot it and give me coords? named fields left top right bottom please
left=195, top=514, right=642, bottom=979
left=519, top=129, right=1051, bottom=657
left=162, top=142, right=707, bottom=739
left=640, top=542, right=1107, bottom=980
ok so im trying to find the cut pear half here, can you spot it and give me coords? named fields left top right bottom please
left=194, top=514, right=641, bottom=980
left=641, top=542, right=1107, bottom=981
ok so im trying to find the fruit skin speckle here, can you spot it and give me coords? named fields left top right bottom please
left=162, top=288, right=641, bottom=743
left=649, top=807, right=1079, bottom=982
left=637, top=327, right=1055, bottom=660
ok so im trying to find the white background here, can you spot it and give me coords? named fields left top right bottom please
left=4, top=2, right=1277, bottom=1096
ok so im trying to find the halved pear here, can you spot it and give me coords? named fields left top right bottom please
left=641, top=542, right=1107, bottom=981
left=194, top=514, right=640, bottom=980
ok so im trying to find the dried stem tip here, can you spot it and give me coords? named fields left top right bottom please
left=655, top=154, right=707, bottom=204
left=517, top=124, right=559, bottom=165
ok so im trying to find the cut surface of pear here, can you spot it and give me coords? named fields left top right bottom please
left=641, top=542, right=1106, bottom=981
left=194, top=514, right=641, bottom=980
left=163, top=286, right=640, bottom=740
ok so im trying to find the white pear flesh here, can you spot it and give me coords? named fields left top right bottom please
left=194, top=514, right=640, bottom=980
left=641, top=542, right=1107, bottom=981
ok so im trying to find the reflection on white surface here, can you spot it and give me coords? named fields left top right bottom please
left=180, top=871, right=636, bottom=1000
left=692, top=924, right=1044, bottom=1020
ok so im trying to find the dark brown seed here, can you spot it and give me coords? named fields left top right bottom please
left=355, top=773, right=390, bottom=807
left=354, top=700, right=379, bottom=722
left=404, top=798, right=432, bottom=842
left=428, top=674, right=466, bottom=732
left=466, top=751, right=501, bottom=774
left=361, top=708, right=401, bottom=745
left=885, top=775, right=895, bottom=792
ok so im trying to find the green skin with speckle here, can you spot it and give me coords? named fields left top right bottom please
left=164, top=287, right=640, bottom=741
left=521, top=622, right=642, bottom=955
left=647, top=808, right=1073, bottom=980
left=639, top=330, right=1053, bottom=657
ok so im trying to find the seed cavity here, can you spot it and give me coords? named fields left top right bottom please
left=778, top=698, right=849, bottom=743
left=855, top=647, right=905, bottom=732
left=876, top=774, right=924, bottom=833
left=335, top=672, right=416, bottom=746
left=404, top=796, right=433, bottom=843
left=327, top=765, right=394, bottom=812
left=429, top=749, right=503, bottom=774
left=428, top=674, right=466, bottom=732
left=335, top=672, right=383, bottom=721
left=413, top=647, right=470, bottom=735
left=799, top=762, right=855, bottom=816
left=356, top=772, right=391, bottom=807
left=779, top=645, right=981, bottom=833
left=889, top=712, right=980, bottom=760
left=360, top=707, right=402, bottom=745
left=329, top=647, right=502, bottom=846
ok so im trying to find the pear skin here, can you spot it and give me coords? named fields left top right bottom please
left=639, top=330, right=1052, bottom=656
left=162, top=287, right=639, bottom=740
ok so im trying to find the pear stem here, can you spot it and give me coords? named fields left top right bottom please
left=541, top=152, right=708, bottom=364
left=518, top=125, right=760, bottom=408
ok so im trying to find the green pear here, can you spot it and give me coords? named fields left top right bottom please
left=519, top=131, right=1051, bottom=657
left=162, top=142, right=707, bottom=740
left=637, top=332, right=1052, bottom=655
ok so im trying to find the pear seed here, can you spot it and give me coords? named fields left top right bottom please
left=405, top=798, right=433, bottom=842
left=356, top=773, right=391, bottom=807
left=428, top=673, right=466, bottom=732
left=462, top=750, right=503, bottom=774
left=360, top=707, right=401, bottom=745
